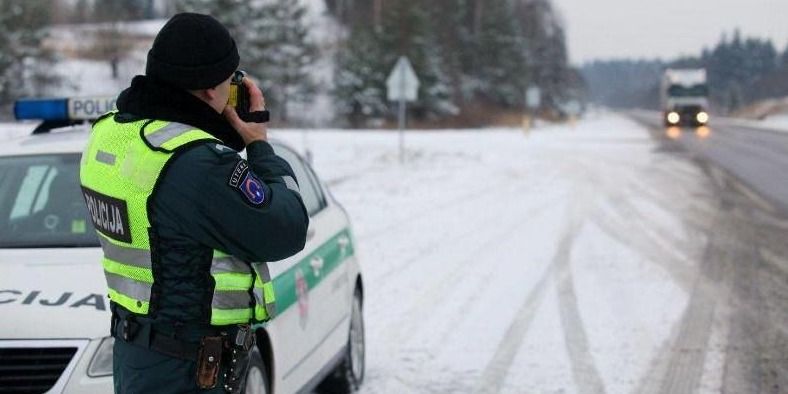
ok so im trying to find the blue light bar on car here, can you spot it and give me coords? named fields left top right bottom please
left=14, top=96, right=116, bottom=121
left=14, top=98, right=68, bottom=121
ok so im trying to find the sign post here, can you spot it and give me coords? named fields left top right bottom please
left=386, top=56, right=419, bottom=163
left=525, top=86, right=541, bottom=131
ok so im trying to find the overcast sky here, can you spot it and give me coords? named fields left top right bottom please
left=551, top=0, right=788, bottom=65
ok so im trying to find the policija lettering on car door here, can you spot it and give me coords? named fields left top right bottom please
left=0, top=290, right=106, bottom=310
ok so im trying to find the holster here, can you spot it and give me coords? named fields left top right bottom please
left=222, top=325, right=255, bottom=393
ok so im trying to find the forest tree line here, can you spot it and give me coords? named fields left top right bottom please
left=1, top=0, right=584, bottom=126
left=582, top=30, right=788, bottom=114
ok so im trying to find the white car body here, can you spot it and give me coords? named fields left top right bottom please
left=0, top=125, right=363, bottom=394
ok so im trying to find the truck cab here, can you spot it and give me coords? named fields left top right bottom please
left=661, top=68, right=710, bottom=127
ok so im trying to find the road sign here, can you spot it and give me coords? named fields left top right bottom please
left=526, top=87, right=541, bottom=109
left=387, top=56, right=419, bottom=102
left=386, top=56, right=420, bottom=164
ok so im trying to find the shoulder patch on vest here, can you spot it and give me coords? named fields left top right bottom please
left=229, top=160, right=268, bottom=206
left=239, top=171, right=267, bottom=205
left=229, top=160, right=249, bottom=188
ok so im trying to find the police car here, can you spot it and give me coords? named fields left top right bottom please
left=0, top=97, right=365, bottom=394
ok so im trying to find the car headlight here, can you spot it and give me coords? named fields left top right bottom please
left=696, top=111, right=709, bottom=124
left=667, top=112, right=680, bottom=124
left=87, top=337, right=114, bottom=377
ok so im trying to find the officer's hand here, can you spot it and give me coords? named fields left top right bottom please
left=223, top=77, right=268, bottom=145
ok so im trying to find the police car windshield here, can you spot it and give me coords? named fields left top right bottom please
left=0, top=153, right=99, bottom=248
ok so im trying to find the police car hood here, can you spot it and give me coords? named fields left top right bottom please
left=0, top=247, right=110, bottom=339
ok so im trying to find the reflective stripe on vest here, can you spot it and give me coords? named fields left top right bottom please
left=253, top=263, right=276, bottom=321
left=143, top=121, right=217, bottom=151
left=145, top=122, right=195, bottom=147
left=210, top=251, right=277, bottom=325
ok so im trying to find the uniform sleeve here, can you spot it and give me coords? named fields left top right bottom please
left=153, top=140, right=309, bottom=262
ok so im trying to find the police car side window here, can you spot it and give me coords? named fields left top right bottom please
left=272, top=146, right=325, bottom=217
left=10, top=165, right=57, bottom=219
left=303, top=162, right=327, bottom=209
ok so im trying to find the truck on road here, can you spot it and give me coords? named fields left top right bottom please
left=661, top=68, right=710, bottom=127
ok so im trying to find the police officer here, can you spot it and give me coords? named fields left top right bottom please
left=79, top=13, right=309, bottom=393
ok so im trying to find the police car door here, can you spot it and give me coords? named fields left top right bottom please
left=269, top=144, right=351, bottom=388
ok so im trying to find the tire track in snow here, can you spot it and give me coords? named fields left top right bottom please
left=371, top=195, right=563, bottom=393
left=475, top=260, right=555, bottom=394
left=477, top=188, right=606, bottom=394
left=363, top=166, right=559, bottom=242
left=560, top=150, right=711, bottom=394
left=427, top=200, right=562, bottom=349
left=382, top=197, right=560, bottom=347
left=560, top=149, right=717, bottom=394
left=591, top=198, right=719, bottom=394
left=589, top=203, right=696, bottom=294
left=632, top=173, right=744, bottom=394
left=654, top=254, right=721, bottom=394
left=372, top=181, right=561, bottom=282
left=553, top=215, right=608, bottom=394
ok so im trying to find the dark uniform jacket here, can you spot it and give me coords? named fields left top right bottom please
left=112, top=75, right=309, bottom=330
left=110, top=76, right=309, bottom=394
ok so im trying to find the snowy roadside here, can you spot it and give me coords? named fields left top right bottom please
left=273, top=114, right=722, bottom=393
left=713, top=116, right=788, bottom=134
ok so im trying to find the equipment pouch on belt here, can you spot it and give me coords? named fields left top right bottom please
left=223, top=325, right=255, bottom=393
left=196, top=336, right=224, bottom=389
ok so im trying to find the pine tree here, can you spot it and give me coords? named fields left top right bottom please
left=429, top=0, right=475, bottom=107
left=378, top=0, right=455, bottom=118
left=333, top=25, right=389, bottom=126
left=0, top=0, right=56, bottom=105
left=175, top=0, right=251, bottom=41
left=73, top=0, right=90, bottom=23
left=326, top=0, right=578, bottom=122
left=332, top=0, right=458, bottom=125
left=468, top=0, right=527, bottom=107
left=517, top=0, right=572, bottom=112
left=244, top=0, right=317, bottom=122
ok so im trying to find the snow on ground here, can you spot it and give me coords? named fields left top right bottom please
left=274, top=113, right=711, bottom=393
left=760, top=114, right=788, bottom=130
left=571, top=222, right=687, bottom=393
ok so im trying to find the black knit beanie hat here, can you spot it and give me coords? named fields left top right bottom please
left=146, top=13, right=240, bottom=90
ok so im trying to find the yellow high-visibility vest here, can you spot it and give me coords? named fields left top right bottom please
left=80, top=113, right=275, bottom=325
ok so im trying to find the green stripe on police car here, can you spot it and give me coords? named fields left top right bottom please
left=269, top=228, right=355, bottom=317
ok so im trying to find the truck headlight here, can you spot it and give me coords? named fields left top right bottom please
left=696, top=111, right=709, bottom=124
left=667, top=112, right=680, bottom=124
left=87, top=337, right=114, bottom=377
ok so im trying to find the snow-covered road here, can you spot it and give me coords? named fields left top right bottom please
left=276, top=113, right=788, bottom=393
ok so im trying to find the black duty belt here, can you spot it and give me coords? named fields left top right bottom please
left=111, top=313, right=204, bottom=362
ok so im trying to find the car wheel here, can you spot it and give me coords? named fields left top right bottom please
left=318, top=289, right=365, bottom=393
left=244, top=347, right=269, bottom=394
